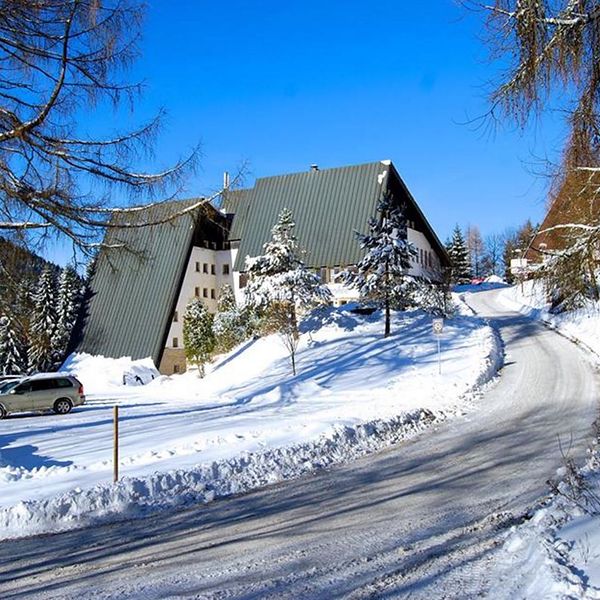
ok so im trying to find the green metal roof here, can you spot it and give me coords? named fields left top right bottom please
left=77, top=200, right=199, bottom=364
left=225, top=161, right=448, bottom=270
left=226, top=162, right=386, bottom=270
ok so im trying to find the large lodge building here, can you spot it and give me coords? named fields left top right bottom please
left=77, top=160, right=449, bottom=374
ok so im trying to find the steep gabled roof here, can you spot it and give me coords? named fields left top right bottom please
left=527, top=169, right=600, bottom=261
left=76, top=200, right=201, bottom=364
left=223, top=160, right=448, bottom=269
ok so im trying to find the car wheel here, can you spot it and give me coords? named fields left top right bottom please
left=0, top=405, right=6, bottom=419
left=53, top=398, right=72, bottom=415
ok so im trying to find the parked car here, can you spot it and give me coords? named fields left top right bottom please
left=0, top=374, right=85, bottom=418
left=0, top=374, right=22, bottom=385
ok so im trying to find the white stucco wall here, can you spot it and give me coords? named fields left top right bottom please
left=407, top=228, right=443, bottom=280
left=164, top=246, right=235, bottom=350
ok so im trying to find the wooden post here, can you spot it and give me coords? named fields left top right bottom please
left=113, top=405, right=119, bottom=483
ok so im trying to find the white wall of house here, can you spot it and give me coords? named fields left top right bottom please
left=165, top=246, right=235, bottom=351
left=407, top=228, right=443, bottom=280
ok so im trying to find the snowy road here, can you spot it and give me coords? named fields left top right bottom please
left=0, top=288, right=598, bottom=599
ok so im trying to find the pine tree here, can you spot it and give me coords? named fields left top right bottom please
left=0, top=315, right=25, bottom=375
left=28, top=266, right=58, bottom=373
left=345, top=192, right=417, bottom=337
left=446, top=225, right=472, bottom=285
left=52, top=265, right=83, bottom=368
left=183, top=298, right=215, bottom=377
left=244, top=208, right=331, bottom=374
left=212, top=284, right=247, bottom=353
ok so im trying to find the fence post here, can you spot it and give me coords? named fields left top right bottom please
left=113, top=405, right=119, bottom=483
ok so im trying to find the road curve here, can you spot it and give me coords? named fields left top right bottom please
left=0, top=288, right=598, bottom=599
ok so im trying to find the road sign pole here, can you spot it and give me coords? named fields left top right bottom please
left=432, top=318, right=444, bottom=376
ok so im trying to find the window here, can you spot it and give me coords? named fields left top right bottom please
left=211, top=264, right=216, bottom=275
left=222, top=264, right=230, bottom=275
left=173, top=311, right=178, bottom=323
left=210, top=289, right=215, bottom=299
left=203, top=288, right=208, bottom=298
left=239, top=273, right=248, bottom=288
left=194, top=287, right=200, bottom=297
left=203, top=263, right=208, bottom=274
left=173, top=364, right=180, bottom=374
left=31, top=379, right=57, bottom=391
left=56, top=378, right=73, bottom=388
left=195, top=262, right=200, bottom=272
left=173, top=337, right=179, bottom=348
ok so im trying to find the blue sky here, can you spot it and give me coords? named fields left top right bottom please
left=50, top=1, right=567, bottom=264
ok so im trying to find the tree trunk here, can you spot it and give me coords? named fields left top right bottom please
left=291, top=348, right=296, bottom=376
left=384, top=265, right=391, bottom=338
left=384, top=293, right=390, bottom=337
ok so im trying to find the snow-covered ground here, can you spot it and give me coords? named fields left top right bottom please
left=485, top=282, right=600, bottom=598
left=0, top=303, right=500, bottom=540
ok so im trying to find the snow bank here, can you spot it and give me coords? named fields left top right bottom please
left=0, top=410, right=445, bottom=539
left=0, top=306, right=502, bottom=540
left=499, top=281, right=600, bottom=357
left=62, top=353, right=160, bottom=393
left=490, top=439, right=600, bottom=599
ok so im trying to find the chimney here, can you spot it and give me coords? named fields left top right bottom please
left=223, top=171, right=230, bottom=189
left=310, top=164, right=319, bottom=172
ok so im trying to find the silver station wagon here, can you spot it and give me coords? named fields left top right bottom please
left=0, top=374, right=85, bottom=418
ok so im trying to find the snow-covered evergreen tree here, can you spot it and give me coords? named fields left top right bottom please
left=183, top=298, right=215, bottom=377
left=245, top=208, right=331, bottom=312
left=28, top=265, right=58, bottom=373
left=446, top=225, right=472, bottom=285
left=212, top=284, right=247, bottom=353
left=244, top=208, right=331, bottom=374
left=0, top=315, right=25, bottom=375
left=345, top=192, right=417, bottom=337
left=51, top=265, right=83, bottom=367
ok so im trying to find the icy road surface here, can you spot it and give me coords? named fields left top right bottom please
left=0, top=288, right=598, bottom=599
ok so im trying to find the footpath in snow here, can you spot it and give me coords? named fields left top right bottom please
left=0, top=303, right=501, bottom=539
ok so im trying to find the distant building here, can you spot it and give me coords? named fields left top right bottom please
left=77, top=160, right=449, bottom=374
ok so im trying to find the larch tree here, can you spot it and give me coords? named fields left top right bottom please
left=466, top=225, right=485, bottom=278
left=183, top=299, right=215, bottom=378
left=244, top=208, right=331, bottom=375
left=465, top=1, right=600, bottom=303
left=446, top=225, right=472, bottom=285
left=0, top=1, right=205, bottom=257
left=345, top=192, right=417, bottom=338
